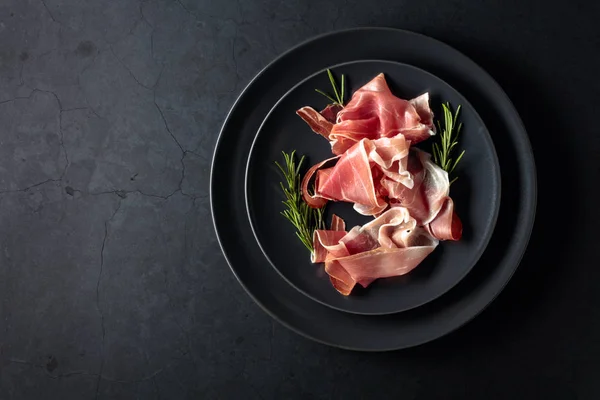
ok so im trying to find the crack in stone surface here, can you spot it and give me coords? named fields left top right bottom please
left=139, top=0, right=154, bottom=29
left=0, top=89, right=75, bottom=193
left=108, top=46, right=155, bottom=90
left=78, top=50, right=104, bottom=119
left=0, top=179, right=58, bottom=195
left=0, top=91, right=35, bottom=106
left=48, top=95, right=74, bottom=181
left=175, top=0, right=193, bottom=16
left=66, top=186, right=204, bottom=201
left=40, top=0, right=60, bottom=25
left=153, top=78, right=188, bottom=196
left=138, top=0, right=157, bottom=64
left=153, top=99, right=184, bottom=153
left=95, top=200, right=122, bottom=399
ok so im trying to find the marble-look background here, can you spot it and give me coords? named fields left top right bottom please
left=0, top=0, right=598, bottom=399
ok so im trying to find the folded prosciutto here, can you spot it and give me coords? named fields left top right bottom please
left=301, top=136, right=411, bottom=215
left=297, top=73, right=435, bottom=155
left=302, top=141, right=462, bottom=242
left=386, top=149, right=462, bottom=241
left=313, top=210, right=438, bottom=295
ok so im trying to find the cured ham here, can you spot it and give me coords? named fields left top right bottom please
left=303, top=144, right=462, bottom=242
left=313, top=209, right=439, bottom=295
left=385, top=149, right=448, bottom=225
left=295, top=104, right=343, bottom=140
left=330, top=214, right=346, bottom=231
left=301, top=156, right=339, bottom=208
left=297, top=73, right=435, bottom=155
left=291, top=71, right=465, bottom=295
left=315, top=139, right=388, bottom=214
left=385, top=149, right=462, bottom=241
left=302, top=136, right=410, bottom=215
left=296, top=106, right=334, bottom=138
left=320, top=104, right=343, bottom=123
left=426, top=198, right=463, bottom=241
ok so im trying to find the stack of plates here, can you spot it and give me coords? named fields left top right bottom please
left=211, top=28, right=536, bottom=351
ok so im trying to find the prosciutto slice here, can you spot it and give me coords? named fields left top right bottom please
left=312, top=214, right=349, bottom=263
left=426, top=198, right=462, bottom=241
left=300, top=156, right=339, bottom=208
left=386, top=149, right=462, bottom=241
left=313, top=208, right=438, bottom=295
left=297, top=73, right=435, bottom=155
left=295, top=104, right=343, bottom=140
left=303, top=136, right=411, bottom=215
left=296, top=106, right=333, bottom=138
left=316, top=139, right=388, bottom=215
left=320, top=104, right=343, bottom=123
left=385, top=149, right=448, bottom=224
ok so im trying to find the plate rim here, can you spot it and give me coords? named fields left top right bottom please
left=210, top=27, right=537, bottom=351
left=243, top=58, right=502, bottom=315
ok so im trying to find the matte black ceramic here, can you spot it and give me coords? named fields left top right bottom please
left=246, top=60, right=500, bottom=315
left=211, top=28, right=536, bottom=351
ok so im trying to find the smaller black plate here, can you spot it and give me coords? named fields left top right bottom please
left=246, top=60, right=500, bottom=315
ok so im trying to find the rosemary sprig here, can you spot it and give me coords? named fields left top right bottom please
left=432, top=103, right=466, bottom=185
left=275, top=151, right=326, bottom=253
left=315, top=69, right=346, bottom=106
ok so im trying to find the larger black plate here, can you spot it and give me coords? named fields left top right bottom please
left=211, top=28, right=536, bottom=350
left=246, top=60, right=501, bottom=315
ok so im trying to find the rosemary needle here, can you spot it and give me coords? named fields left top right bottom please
left=432, top=102, right=465, bottom=185
left=315, top=69, right=346, bottom=106
left=275, top=151, right=326, bottom=254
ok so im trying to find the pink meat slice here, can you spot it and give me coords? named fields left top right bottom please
left=386, top=149, right=449, bottom=225
left=304, top=136, right=411, bottom=216
left=313, top=209, right=439, bottom=295
left=426, top=198, right=463, bottom=241
left=329, top=73, right=435, bottom=154
left=312, top=230, right=348, bottom=263
left=300, top=156, right=339, bottom=208
left=330, top=214, right=346, bottom=231
left=315, top=139, right=388, bottom=213
left=296, top=73, right=434, bottom=155
left=296, top=106, right=334, bottom=139
left=295, top=104, right=343, bottom=140
left=385, top=149, right=462, bottom=241
left=312, top=214, right=349, bottom=263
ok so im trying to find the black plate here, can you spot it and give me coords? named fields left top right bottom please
left=246, top=60, right=500, bottom=315
left=211, top=28, right=536, bottom=350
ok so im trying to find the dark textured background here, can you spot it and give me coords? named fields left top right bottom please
left=0, top=0, right=597, bottom=399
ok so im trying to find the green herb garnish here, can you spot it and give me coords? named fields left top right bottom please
left=315, top=69, right=346, bottom=106
left=432, top=103, right=465, bottom=185
left=275, top=151, right=326, bottom=253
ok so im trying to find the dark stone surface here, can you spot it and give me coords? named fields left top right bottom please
left=0, top=0, right=598, bottom=399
